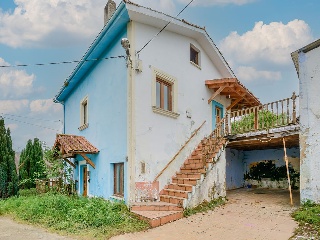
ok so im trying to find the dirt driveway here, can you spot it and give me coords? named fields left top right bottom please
left=0, top=188, right=299, bottom=240
left=112, top=188, right=299, bottom=240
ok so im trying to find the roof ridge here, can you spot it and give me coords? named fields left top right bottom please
left=123, top=0, right=205, bottom=31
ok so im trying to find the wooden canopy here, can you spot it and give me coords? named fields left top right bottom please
left=53, top=134, right=99, bottom=169
left=205, top=78, right=261, bottom=110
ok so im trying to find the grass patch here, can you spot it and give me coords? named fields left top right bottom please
left=291, top=200, right=320, bottom=239
left=183, top=197, right=225, bottom=217
left=0, top=192, right=149, bottom=239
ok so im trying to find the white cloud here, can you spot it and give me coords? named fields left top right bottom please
left=236, top=66, right=281, bottom=82
left=0, top=0, right=176, bottom=48
left=220, top=19, right=313, bottom=66
left=0, top=0, right=107, bottom=47
left=0, top=58, right=35, bottom=98
left=0, top=100, right=29, bottom=114
left=30, top=99, right=62, bottom=113
left=177, top=0, right=255, bottom=6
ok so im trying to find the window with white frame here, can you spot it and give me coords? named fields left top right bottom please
left=190, top=44, right=201, bottom=68
left=152, top=68, right=179, bottom=119
left=79, top=96, right=89, bottom=130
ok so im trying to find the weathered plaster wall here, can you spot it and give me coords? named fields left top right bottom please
left=186, top=148, right=226, bottom=208
left=226, top=148, right=244, bottom=190
left=299, top=46, right=320, bottom=203
left=64, top=28, right=128, bottom=201
left=132, top=22, right=231, bottom=192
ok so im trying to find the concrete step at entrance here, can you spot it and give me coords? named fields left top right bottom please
left=131, top=210, right=183, bottom=228
left=131, top=202, right=183, bottom=211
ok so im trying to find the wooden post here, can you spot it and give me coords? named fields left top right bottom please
left=283, top=138, right=293, bottom=206
left=292, top=92, right=297, bottom=124
left=254, top=107, right=258, bottom=131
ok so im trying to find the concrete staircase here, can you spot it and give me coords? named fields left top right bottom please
left=131, top=136, right=226, bottom=228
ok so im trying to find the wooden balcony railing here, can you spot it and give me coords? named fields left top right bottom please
left=228, top=92, right=299, bottom=135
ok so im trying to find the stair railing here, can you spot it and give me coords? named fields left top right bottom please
left=202, top=116, right=228, bottom=166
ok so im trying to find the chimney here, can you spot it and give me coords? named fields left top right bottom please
left=104, top=0, right=116, bottom=25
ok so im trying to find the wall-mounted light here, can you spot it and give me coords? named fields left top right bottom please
left=121, top=38, right=130, bottom=56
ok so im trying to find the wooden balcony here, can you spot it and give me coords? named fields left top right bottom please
left=211, top=93, right=299, bottom=150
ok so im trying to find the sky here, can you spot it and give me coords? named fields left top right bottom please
left=0, top=0, right=319, bottom=152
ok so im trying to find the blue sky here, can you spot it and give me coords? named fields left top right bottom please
left=0, top=0, right=319, bottom=151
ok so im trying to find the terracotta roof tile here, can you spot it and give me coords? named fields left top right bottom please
left=54, top=134, right=99, bottom=155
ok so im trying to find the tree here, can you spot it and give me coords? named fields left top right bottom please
left=0, top=118, right=18, bottom=198
left=19, top=138, right=46, bottom=189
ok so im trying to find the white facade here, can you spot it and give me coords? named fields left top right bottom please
left=126, top=11, right=232, bottom=197
left=293, top=40, right=320, bottom=203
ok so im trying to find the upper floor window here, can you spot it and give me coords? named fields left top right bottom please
left=152, top=68, right=180, bottom=119
left=190, top=44, right=201, bottom=68
left=79, top=96, right=89, bottom=131
left=156, top=77, right=172, bottom=111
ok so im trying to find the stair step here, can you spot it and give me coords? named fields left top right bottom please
left=181, top=163, right=204, bottom=170
left=172, top=177, right=198, bottom=185
left=186, top=158, right=202, bottom=164
left=167, top=183, right=193, bottom=191
left=161, top=189, right=190, bottom=198
left=160, top=195, right=186, bottom=206
left=131, top=202, right=183, bottom=211
left=132, top=210, right=183, bottom=228
left=180, top=168, right=206, bottom=174
left=176, top=172, right=201, bottom=179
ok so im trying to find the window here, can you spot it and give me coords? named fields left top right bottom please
left=156, top=77, right=172, bottom=111
left=79, top=96, right=89, bottom=130
left=113, top=163, right=124, bottom=197
left=152, top=68, right=180, bottom=119
left=190, top=44, right=201, bottom=67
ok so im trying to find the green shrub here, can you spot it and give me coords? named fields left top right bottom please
left=18, top=188, right=38, bottom=197
left=244, top=160, right=299, bottom=185
left=0, top=193, right=148, bottom=239
left=231, top=110, right=287, bottom=134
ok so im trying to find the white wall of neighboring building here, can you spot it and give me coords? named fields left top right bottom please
left=298, top=45, right=320, bottom=203
left=131, top=21, right=231, bottom=190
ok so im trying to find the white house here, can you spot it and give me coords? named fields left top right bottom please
left=53, top=1, right=260, bottom=223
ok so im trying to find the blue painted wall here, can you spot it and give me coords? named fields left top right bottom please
left=64, top=27, right=128, bottom=201
left=211, top=100, right=224, bottom=130
left=226, top=147, right=300, bottom=190
left=226, top=148, right=244, bottom=189
left=243, top=147, right=300, bottom=172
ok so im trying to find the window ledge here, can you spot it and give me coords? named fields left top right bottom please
left=190, top=61, right=201, bottom=70
left=152, top=106, right=180, bottom=119
left=78, top=123, right=89, bottom=131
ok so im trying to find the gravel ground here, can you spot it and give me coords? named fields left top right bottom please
left=112, top=188, right=299, bottom=240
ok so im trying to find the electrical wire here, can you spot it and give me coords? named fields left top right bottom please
left=137, top=0, right=195, bottom=54
left=0, top=112, right=62, bottom=122
left=0, top=0, right=195, bottom=68
left=1, top=116, right=60, bottom=132
left=0, top=55, right=125, bottom=68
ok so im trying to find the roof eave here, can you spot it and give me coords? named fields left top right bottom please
left=291, top=38, right=320, bottom=78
